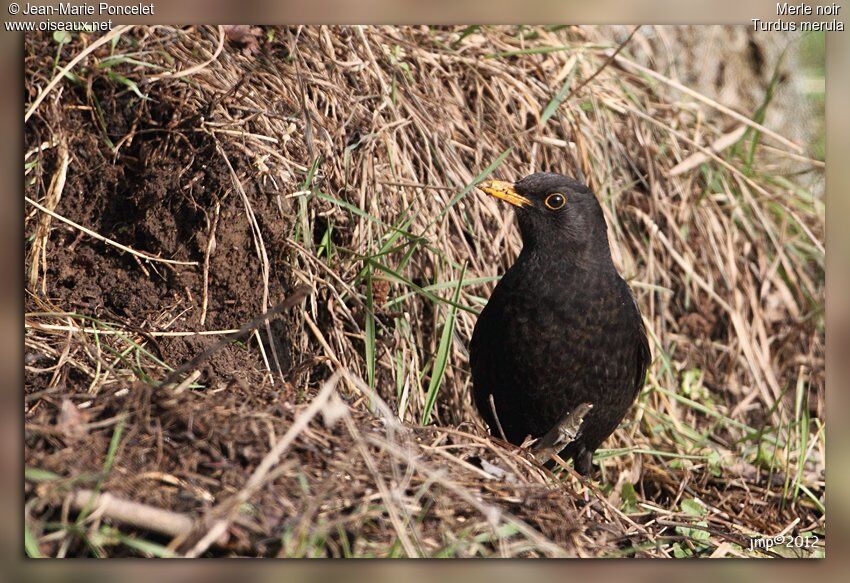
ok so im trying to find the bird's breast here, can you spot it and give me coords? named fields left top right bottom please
left=480, top=262, right=639, bottom=378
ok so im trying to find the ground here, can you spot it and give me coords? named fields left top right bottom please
left=24, top=25, right=825, bottom=558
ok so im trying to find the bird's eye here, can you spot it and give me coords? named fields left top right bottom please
left=544, top=193, right=566, bottom=210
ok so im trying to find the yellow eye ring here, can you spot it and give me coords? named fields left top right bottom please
left=544, top=193, right=566, bottom=210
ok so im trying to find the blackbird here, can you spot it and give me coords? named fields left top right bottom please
left=470, top=173, right=650, bottom=475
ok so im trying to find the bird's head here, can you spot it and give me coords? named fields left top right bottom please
left=478, top=172, right=612, bottom=264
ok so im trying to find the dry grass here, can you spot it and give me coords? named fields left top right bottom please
left=24, top=25, right=824, bottom=558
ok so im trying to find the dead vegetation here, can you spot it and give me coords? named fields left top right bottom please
left=24, top=25, right=825, bottom=557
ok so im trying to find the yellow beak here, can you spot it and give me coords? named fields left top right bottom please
left=478, top=180, right=531, bottom=208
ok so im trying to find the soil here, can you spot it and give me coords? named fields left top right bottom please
left=24, top=37, right=311, bottom=551
left=25, top=68, right=300, bottom=379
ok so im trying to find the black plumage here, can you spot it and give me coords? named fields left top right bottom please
left=470, top=173, right=650, bottom=475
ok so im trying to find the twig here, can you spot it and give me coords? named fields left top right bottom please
left=563, top=25, right=641, bottom=104
left=68, top=489, right=193, bottom=539
left=343, top=413, right=421, bottom=557
left=28, top=137, right=69, bottom=293
left=488, top=394, right=508, bottom=442
left=364, top=434, right=571, bottom=558
left=183, top=369, right=343, bottom=557
left=26, top=322, right=241, bottom=337
left=200, top=200, right=223, bottom=326
left=157, top=284, right=310, bottom=387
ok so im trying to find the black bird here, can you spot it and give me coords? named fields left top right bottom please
left=470, top=173, right=650, bottom=475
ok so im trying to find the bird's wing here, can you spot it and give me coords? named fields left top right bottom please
left=468, top=288, right=495, bottom=374
left=469, top=296, right=499, bottom=427
left=626, top=284, right=652, bottom=399
left=633, top=315, right=652, bottom=400
left=469, top=310, right=488, bottom=385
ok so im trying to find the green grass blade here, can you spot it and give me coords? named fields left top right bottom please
left=25, top=467, right=61, bottom=482
left=452, top=25, right=481, bottom=48
left=111, top=530, right=176, bottom=558
left=316, top=192, right=424, bottom=244
left=540, top=57, right=578, bottom=124
left=106, top=71, right=149, bottom=100
left=421, top=264, right=466, bottom=425
left=76, top=417, right=126, bottom=525
left=297, top=157, right=321, bottom=248
left=487, top=46, right=574, bottom=58
left=98, top=55, right=166, bottom=70
left=365, top=268, right=376, bottom=389
left=434, top=148, right=512, bottom=223
left=792, top=372, right=810, bottom=504
left=25, top=524, right=43, bottom=558
left=369, top=259, right=478, bottom=315
left=383, top=275, right=500, bottom=310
